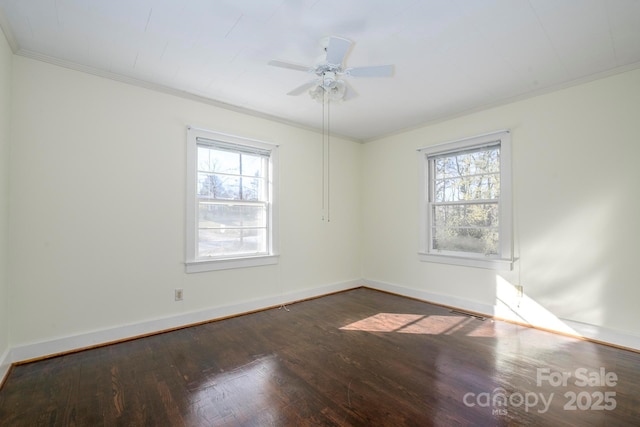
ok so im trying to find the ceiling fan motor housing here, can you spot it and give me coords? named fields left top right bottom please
left=322, top=71, right=338, bottom=89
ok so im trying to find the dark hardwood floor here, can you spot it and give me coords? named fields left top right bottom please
left=1, top=287, right=639, bottom=426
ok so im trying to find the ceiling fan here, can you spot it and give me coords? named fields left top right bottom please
left=268, top=36, right=394, bottom=102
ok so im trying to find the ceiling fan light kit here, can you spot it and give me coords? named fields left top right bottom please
left=309, top=74, right=347, bottom=102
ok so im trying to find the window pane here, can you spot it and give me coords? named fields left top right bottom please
left=433, top=203, right=499, bottom=228
left=432, top=226, right=498, bottom=255
left=467, top=149, right=500, bottom=175
left=197, top=173, right=240, bottom=200
left=197, top=147, right=211, bottom=171
left=434, top=174, right=499, bottom=202
left=198, top=228, right=267, bottom=257
left=433, top=147, right=500, bottom=179
left=197, top=173, right=217, bottom=198
left=198, top=147, right=240, bottom=174
left=199, top=204, right=266, bottom=228
left=213, top=149, right=240, bottom=174
left=242, top=177, right=266, bottom=201
left=241, top=154, right=265, bottom=178
left=197, top=174, right=268, bottom=202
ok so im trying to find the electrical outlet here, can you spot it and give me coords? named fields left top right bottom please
left=175, top=288, right=183, bottom=301
left=516, top=285, right=524, bottom=297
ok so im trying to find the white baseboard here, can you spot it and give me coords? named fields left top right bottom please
left=4, top=278, right=639, bottom=373
left=9, top=280, right=361, bottom=364
left=363, top=279, right=640, bottom=352
left=559, top=318, right=640, bottom=351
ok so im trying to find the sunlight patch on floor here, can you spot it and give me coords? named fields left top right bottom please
left=340, top=313, right=487, bottom=335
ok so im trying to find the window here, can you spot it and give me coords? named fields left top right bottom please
left=418, top=130, right=513, bottom=270
left=186, top=127, right=278, bottom=272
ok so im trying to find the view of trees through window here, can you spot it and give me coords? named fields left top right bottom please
left=196, top=145, right=269, bottom=257
left=430, top=145, right=500, bottom=255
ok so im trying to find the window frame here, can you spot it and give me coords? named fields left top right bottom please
left=185, top=126, right=279, bottom=273
left=418, top=130, right=513, bottom=270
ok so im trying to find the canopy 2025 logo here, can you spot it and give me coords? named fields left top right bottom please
left=462, top=367, right=618, bottom=415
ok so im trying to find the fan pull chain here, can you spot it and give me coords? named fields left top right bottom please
left=321, top=90, right=331, bottom=222
left=327, top=98, right=331, bottom=223
left=321, top=90, right=326, bottom=221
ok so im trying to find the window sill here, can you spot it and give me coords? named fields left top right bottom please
left=418, top=252, right=514, bottom=271
left=185, top=254, right=279, bottom=273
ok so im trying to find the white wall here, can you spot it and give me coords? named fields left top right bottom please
left=0, top=26, right=11, bottom=368
left=363, top=68, right=640, bottom=342
left=8, top=56, right=362, bottom=348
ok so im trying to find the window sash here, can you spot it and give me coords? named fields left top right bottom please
left=197, top=199, right=270, bottom=258
left=429, top=202, right=501, bottom=257
left=195, top=143, right=271, bottom=260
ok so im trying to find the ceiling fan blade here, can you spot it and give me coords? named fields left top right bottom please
left=287, top=80, right=318, bottom=96
left=346, top=65, right=394, bottom=78
left=325, top=36, right=352, bottom=65
left=268, top=60, right=311, bottom=72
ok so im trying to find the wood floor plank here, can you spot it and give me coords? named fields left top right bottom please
left=1, top=288, right=640, bottom=426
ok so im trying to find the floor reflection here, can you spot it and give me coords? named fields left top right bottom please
left=187, top=355, right=279, bottom=425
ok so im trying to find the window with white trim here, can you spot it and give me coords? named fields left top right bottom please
left=418, top=130, right=513, bottom=270
left=186, top=127, right=278, bottom=273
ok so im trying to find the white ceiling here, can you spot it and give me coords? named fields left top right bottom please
left=1, top=0, right=639, bottom=142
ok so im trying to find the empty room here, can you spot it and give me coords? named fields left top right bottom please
left=1, top=1, right=640, bottom=425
